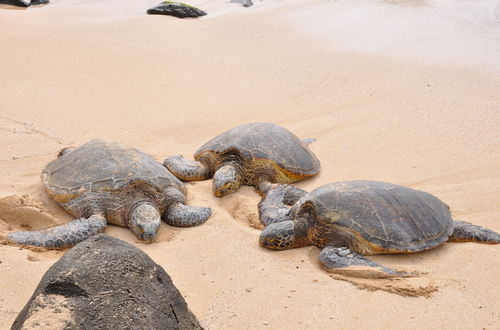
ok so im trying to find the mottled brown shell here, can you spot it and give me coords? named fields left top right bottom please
left=194, top=122, right=320, bottom=179
left=42, top=139, right=185, bottom=205
left=295, top=181, right=454, bottom=253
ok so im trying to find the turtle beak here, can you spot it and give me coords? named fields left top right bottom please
left=138, top=225, right=158, bottom=243
left=214, top=182, right=233, bottom=197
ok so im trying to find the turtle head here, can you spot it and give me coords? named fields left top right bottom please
left=259, top=219, right=309, bottom=250
left=213, top=164, right=243, bottom=197
left=129, top=202, right=161, bottom=243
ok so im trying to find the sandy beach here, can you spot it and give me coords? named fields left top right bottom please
left=1, top=0, right=499, bottom=328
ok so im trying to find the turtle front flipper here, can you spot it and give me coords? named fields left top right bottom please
left=164, top=155, right=211, bottom=181
left=282, top=185, right=307, bottom=205
left=258, top=185, right=291, bottom=226
left=448, top=221, right=500, bottom=244
left=5, top=214, right=106, bottom=249
left=164, top=202, right=212, bottom=227
left=319, top=246, right=415, bottom=278
left=256, top=180, right=273, bottom=197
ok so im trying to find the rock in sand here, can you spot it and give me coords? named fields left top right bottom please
left=147, top=1, right=206, bottom=18
left=11, top=234, right=202, bottom=329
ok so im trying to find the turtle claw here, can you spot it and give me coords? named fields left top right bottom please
left=319, top=246, right=415, bottom=278
left=164, top=203, right=212, bottom=227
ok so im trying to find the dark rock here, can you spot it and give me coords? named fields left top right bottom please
left=147, top=1, right=207, bottom=18
left=229, top=0, right=253, bottom=7
left=0, top=0, right=48, bottom=7
left=30, top=0, right=49, bottom=5
left=11, top=234, right=203, bottom=330
left=0, top=0, right=30, bottom=7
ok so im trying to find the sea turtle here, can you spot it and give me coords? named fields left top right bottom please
left=258, top=181, right=500, bottom=277
left=4, top=139, right=211, bottom=249
left=164, top=122, right=320, bottom=197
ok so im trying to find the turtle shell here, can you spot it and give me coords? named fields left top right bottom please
left=194, top=122, right=320, bottom=180
left=41, top=139, right=185, bottom=217
left=295, top=181, right=454, bottom=254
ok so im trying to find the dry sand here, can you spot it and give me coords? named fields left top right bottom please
left=1, top=0, right=499, bottom=328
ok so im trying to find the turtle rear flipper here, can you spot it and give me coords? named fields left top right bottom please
left=449, top=221, right=500, bottom=243
left=164, top=155, right=210, bottom=181
left=164, top=202, right=211, bottom=227
left=319, top=246, right=415, bottom=278
left=5, top=214, right=106, bottom=249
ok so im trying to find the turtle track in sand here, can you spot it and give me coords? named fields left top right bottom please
left=0, top=195, right=61, bottom=233
left=0, top=115, right=63, bottom=161
left=328, top=270, right=438, bottom=298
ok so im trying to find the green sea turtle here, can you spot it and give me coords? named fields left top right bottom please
left=258, top=181, right=500, bottom=277
left=4, top=139, right=211, bottom=249
left=164, top=122, right=320, bottom=197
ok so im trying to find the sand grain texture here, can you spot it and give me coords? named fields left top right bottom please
left=1, top=0, right=499, bottom=328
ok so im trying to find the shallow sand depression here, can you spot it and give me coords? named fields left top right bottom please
left=1, top=0, right=499, bottom=328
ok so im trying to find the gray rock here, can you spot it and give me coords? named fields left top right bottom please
left=0, top=0, right=48, bottom=7
left=0, top=0, right=30, bottom=6
left=229, top=0, right=253, bottom=7
left=11, top=234, right=203, bottom=330
left=147, top=1, right=207, bottom=18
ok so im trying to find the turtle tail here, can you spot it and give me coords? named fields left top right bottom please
left=4, top=215, right=107, bottom=249
left=448, top=220, right=500, bottom=244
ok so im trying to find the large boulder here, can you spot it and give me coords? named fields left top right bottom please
left=147, top=1, right=207, bottom=18
left=11, top=234, right=203, bottom=329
